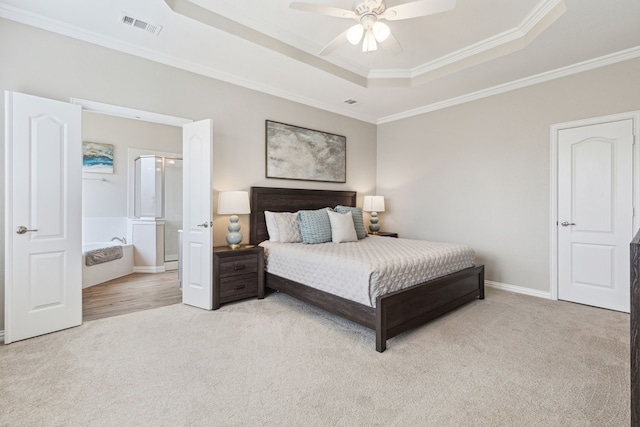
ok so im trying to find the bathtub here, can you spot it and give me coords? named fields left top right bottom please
left=82, top=242, right=134, bottom=288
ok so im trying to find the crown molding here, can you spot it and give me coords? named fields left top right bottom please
left=367, top=0, right=566, bottom=86
left=1, top=2, right=637, bottom=126
left=377, top=46, right=640, bottom=124
left=166, top=0, right=566, bottom=89
left=0, top=4, right=378, bottom=124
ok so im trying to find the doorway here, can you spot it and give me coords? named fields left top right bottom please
left=551, top=112, right=639, bottom=313
left=81, top=107, right=186, bottom=320
left=4, top=92, right=211, bottom=343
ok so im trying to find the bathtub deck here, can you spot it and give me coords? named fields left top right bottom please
left=83, top=270, right=181, bottom=321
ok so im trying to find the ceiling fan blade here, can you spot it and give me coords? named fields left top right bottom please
left=382, top=0, right=456, bottom=21
left=379, top=31, right=403, bottom=55
left=319, top=29, right=349, bottom=56
left=289, top=2, right=357, bottom=19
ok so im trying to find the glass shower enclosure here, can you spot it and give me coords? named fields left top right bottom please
left=134, top=155, right=183, bottom=263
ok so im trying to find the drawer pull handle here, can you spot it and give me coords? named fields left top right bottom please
left=233, top=265, right=246, bottom=271
left=233, top=284, right=246, bottom=290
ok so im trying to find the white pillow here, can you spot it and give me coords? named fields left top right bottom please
left=264, top=211, right=280, bottom=242
left=274, top=212, right=302, bottom=243
left=327, top=210, right=358, bottom=243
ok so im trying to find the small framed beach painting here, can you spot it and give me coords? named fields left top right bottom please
left=83, top=142, right=114, bottom=174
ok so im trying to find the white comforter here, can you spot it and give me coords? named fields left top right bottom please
left=259, top=235, right=475, bottom=308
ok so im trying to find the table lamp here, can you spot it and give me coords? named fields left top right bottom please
left=363, top=195, right=385, bottom=234
left=217, top=191, right=251, bottom=249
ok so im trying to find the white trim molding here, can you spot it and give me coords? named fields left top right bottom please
left=485, top=280, right=551, bottom=299
left=0, top=330, right=5, bottom=343
left=369, top=0, right=566, bottom=85
left=71, top=98, right=192, bottom=127
left=1, top=2, right=638, bottom=125
left=133, top=266, right=166, bottom=274
left=549, top=110, right=640, bottom=302
left=378, top=46, right=640, bottom=124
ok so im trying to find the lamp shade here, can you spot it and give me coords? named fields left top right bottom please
left=363, top=195, right=385, bottom=212
left=217, top=191, right=250, bottom=215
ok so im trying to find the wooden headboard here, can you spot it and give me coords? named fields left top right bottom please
left=249, top=187, right=357, bottom=245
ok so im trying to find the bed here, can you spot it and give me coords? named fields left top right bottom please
left=249, top=186, right=485, bottom=352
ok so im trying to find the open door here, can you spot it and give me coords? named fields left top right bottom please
left=4, top=91, right=82, bottom=343
left=181, top=119, right=213, bottom=309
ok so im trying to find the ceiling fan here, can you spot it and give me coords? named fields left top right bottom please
left=289, top=0, right=456, bottom=55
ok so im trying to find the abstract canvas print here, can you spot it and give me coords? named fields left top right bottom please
left=83, top=142, right=114, bottom=174
left=266, top=120, right=346, bottom=183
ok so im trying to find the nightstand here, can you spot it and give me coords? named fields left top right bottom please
left=212, top=245, right=264, bottom=309
left=370, top=232, right=398, bottom=238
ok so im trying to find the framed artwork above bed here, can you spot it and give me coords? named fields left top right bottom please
left=265, top=120, right=346, bottom=183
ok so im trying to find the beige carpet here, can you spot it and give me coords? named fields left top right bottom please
left=0, top=288, right=630, bottom=426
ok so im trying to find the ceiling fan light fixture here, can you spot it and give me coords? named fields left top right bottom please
left=362, top=30, right=377, bottom=52
left=347, top=24, right=364, bottom=45
left=372, top=21, right=390, bottom=42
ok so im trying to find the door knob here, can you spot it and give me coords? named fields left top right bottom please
left=196, top=222, right=209, bottom=228
left=16, top=226, right=38, bottom=234
left=560, top=221, right=576, bottom=227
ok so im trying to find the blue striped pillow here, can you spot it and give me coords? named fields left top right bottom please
left=297, top=208, right=333, bottom=244
left=335, top=205, right=367, bottom=239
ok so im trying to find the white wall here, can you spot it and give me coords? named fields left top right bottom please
left=0, top=19, right=377, bottom=331
left=82, top=112, right=182, bottom=243
left=377, top=57, right=640, bottom=293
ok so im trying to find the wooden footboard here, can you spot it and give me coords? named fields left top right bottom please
left=266, top=265, right=485, bottom=352
left=375, top=265, right=484, bottom=352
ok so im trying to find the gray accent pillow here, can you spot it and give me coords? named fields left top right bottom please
left=335, top=205, right=367, bottom=239
left=274, top=212, right=302, bottom=243
left=297, top=208, right=332, bottom=244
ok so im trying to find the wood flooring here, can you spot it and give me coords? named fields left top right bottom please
left=83, top=271, right=182, bottom=322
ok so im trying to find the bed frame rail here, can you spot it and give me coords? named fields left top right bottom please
left=376, top=265, right=484, bottom=352
left=266, top=273, right=377, bottom=329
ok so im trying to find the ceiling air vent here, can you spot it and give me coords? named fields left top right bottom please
left=121, top=13, right=162, bottom=36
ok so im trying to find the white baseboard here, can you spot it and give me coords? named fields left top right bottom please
left=485, top=280, right=552, bottom=299
left=132, top=266, right=166, bottom=273
left=164, top=261, right=178, bottom=271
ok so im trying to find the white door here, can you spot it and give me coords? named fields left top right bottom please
left=4, top=91, right=82, bottom=343
left=558, top=119, right=634, bottom=312
left=181, top=119, right=213, bottom=309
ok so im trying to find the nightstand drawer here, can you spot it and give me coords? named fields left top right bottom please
left=212, top=245, right=264, bottom=309
left=219, top=273, right=258, bottom=301
left=218, top=254, right=258, bottom=278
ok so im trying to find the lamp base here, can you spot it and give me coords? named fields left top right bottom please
left=368, top=211, right=380, bottom=234
left=226, top=215, right=243, bottom=249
